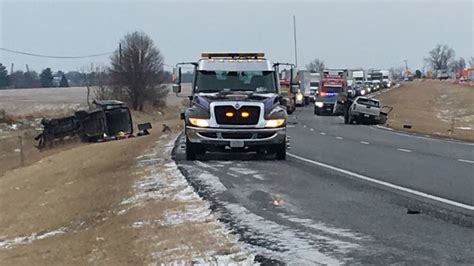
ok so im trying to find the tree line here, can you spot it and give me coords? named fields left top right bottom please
left=305, top=44, right=473, bottom=79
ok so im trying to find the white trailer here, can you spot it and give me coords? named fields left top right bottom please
left=297, top=70, right=311, bottom=106
left=309, top=73, right=321, bottom=102
left=380, top=70, right=391, bottom=87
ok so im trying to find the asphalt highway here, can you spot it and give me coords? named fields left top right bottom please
left=174, top=106, right=474, bottom=264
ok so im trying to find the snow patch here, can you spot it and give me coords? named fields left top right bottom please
left=229, top=167, right=258, bottom=176
left=0, top=227, right=67, bottom=249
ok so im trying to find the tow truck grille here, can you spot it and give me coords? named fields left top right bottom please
left=214, top=106, right=260, bottom=125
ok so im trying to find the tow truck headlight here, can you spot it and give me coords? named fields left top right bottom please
left=296, top=94, right=303, bottom=101
left=189, top=118, right=209, bottom=127
left=315, top=101, right=324, bottom=108
left=361, top=90, right=366, bottom=95
left=265, top=118, right=285, bottom=128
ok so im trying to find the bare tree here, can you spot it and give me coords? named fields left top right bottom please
left=306, top=58, right=325, bottom=73
left=451, top=57, right=466, bottom=72
left=110, top=31, right=166, bottom=111
left=424, top=44, right=455, bottom=70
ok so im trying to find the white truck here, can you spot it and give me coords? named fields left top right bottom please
left=347, top=96, right=382, bottom=124
left=380, top=70, right=391, bottom=88
left=297, top=70, right=311, bottom=106
left=309, top=73, right=321, bottom=102
left=352, top=70, right=365, bottom=83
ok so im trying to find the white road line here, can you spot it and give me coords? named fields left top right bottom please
left=373, top=125, right=474, bottom=146
left=338, top=116, right=344, bottom=121
left=310, top=128, right=314, bottom=131
left=360, top=141, right=370, bottom=145
left=336, top=136, right=343, bottom=140
left=303, top=125, right=307, bottom=128
left=320, top=132, right=326, bottom=135
left=397, top=148, right=412, bottom=153
left=288, top=153, right=474, bottom=211
left=457, top=159, right=474, bottom=164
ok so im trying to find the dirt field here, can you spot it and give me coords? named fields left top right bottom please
left=0, top=86, right=249, bottom=264
left=376, top=80, right=474, bottom=142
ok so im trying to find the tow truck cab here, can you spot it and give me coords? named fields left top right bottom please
left=314, top=69, right=348, bottom=115
left=173, top=53, right=296, bottom=160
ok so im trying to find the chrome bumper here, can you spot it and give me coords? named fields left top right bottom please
left=186, top=126, right=286, bottom=146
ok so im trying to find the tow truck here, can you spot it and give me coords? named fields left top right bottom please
left=173, top=53, right=296, bottom=160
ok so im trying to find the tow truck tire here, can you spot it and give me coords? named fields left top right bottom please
left=185, top=138, right=204, bottom=160
left=314, top=108, right=319, bottom=115
left=274, top=141, right=286, bottom=160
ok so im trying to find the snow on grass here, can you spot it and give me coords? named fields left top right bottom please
left=0, top=227, right=67, bottom=249
left=123, top=134, right=252, bottom=263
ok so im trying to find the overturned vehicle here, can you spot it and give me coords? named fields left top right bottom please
left=36, top=100, right=140, bottom=149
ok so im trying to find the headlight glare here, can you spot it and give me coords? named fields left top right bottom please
left=189, top=118, right=209, bottom=127
left=315, top=101, right=324, bottom=107
left=265, top=118, right=285, bottom=128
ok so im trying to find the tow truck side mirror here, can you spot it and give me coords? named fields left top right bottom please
left=173, top=67, right=182, bottom=94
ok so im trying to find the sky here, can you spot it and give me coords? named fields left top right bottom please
left=0, top=0, right=472, bottom=73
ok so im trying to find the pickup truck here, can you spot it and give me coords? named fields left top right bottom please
left=347, top=96, right=381, bottom=124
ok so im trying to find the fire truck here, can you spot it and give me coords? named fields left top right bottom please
left=314, top=69, right=349, bottom=115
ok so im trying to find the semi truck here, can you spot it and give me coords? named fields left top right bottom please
left=380, top=70, right=391, bottom=88
left=367, top=70, right=383, bottom=91
left=309, top=73, right=321, bottom=102
left=173, top=52, right=295, bottom=160
left=296, top=70, right=311, bottom=106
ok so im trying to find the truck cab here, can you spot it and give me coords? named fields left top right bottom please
left=174, top=53, right=294, bottom=160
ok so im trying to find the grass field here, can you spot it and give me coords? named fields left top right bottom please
left=376, top=80, right=474, bottom=142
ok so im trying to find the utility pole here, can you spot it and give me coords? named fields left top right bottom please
left=403, top=60, right=409, bottom=76
left=293, top=15, right=298, bottom=67
left=10, top=63, right=14, bottom=74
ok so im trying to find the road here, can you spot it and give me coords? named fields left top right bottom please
left=173, top=106, right=474, bottom=264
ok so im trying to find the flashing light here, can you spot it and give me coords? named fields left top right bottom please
left=241, top=111, right=250, bottom=118
left=315, top=102, right=324, bottom=108
left=319, top=91, right=336, bottom=97
left=225, top=112, right=234, bottom=118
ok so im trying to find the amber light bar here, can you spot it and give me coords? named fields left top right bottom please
left=201, top=52, right=265, bottom=59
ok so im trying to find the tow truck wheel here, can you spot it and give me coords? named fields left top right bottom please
left=185, top=139, right=204, bottom=160
left=274, top=141, right=286, bottom=160
left=314, top=108, right=319, bottom=115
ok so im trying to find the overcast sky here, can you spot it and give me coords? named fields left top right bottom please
left=0, top=0, right=472, bottom=73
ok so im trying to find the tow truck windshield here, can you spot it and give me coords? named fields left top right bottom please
left=195, top=70, right=276, bottom=93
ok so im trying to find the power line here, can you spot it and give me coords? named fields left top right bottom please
left=0, top=47, right=113, bottom=59
left=1, top=47, right=192, bottom=70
